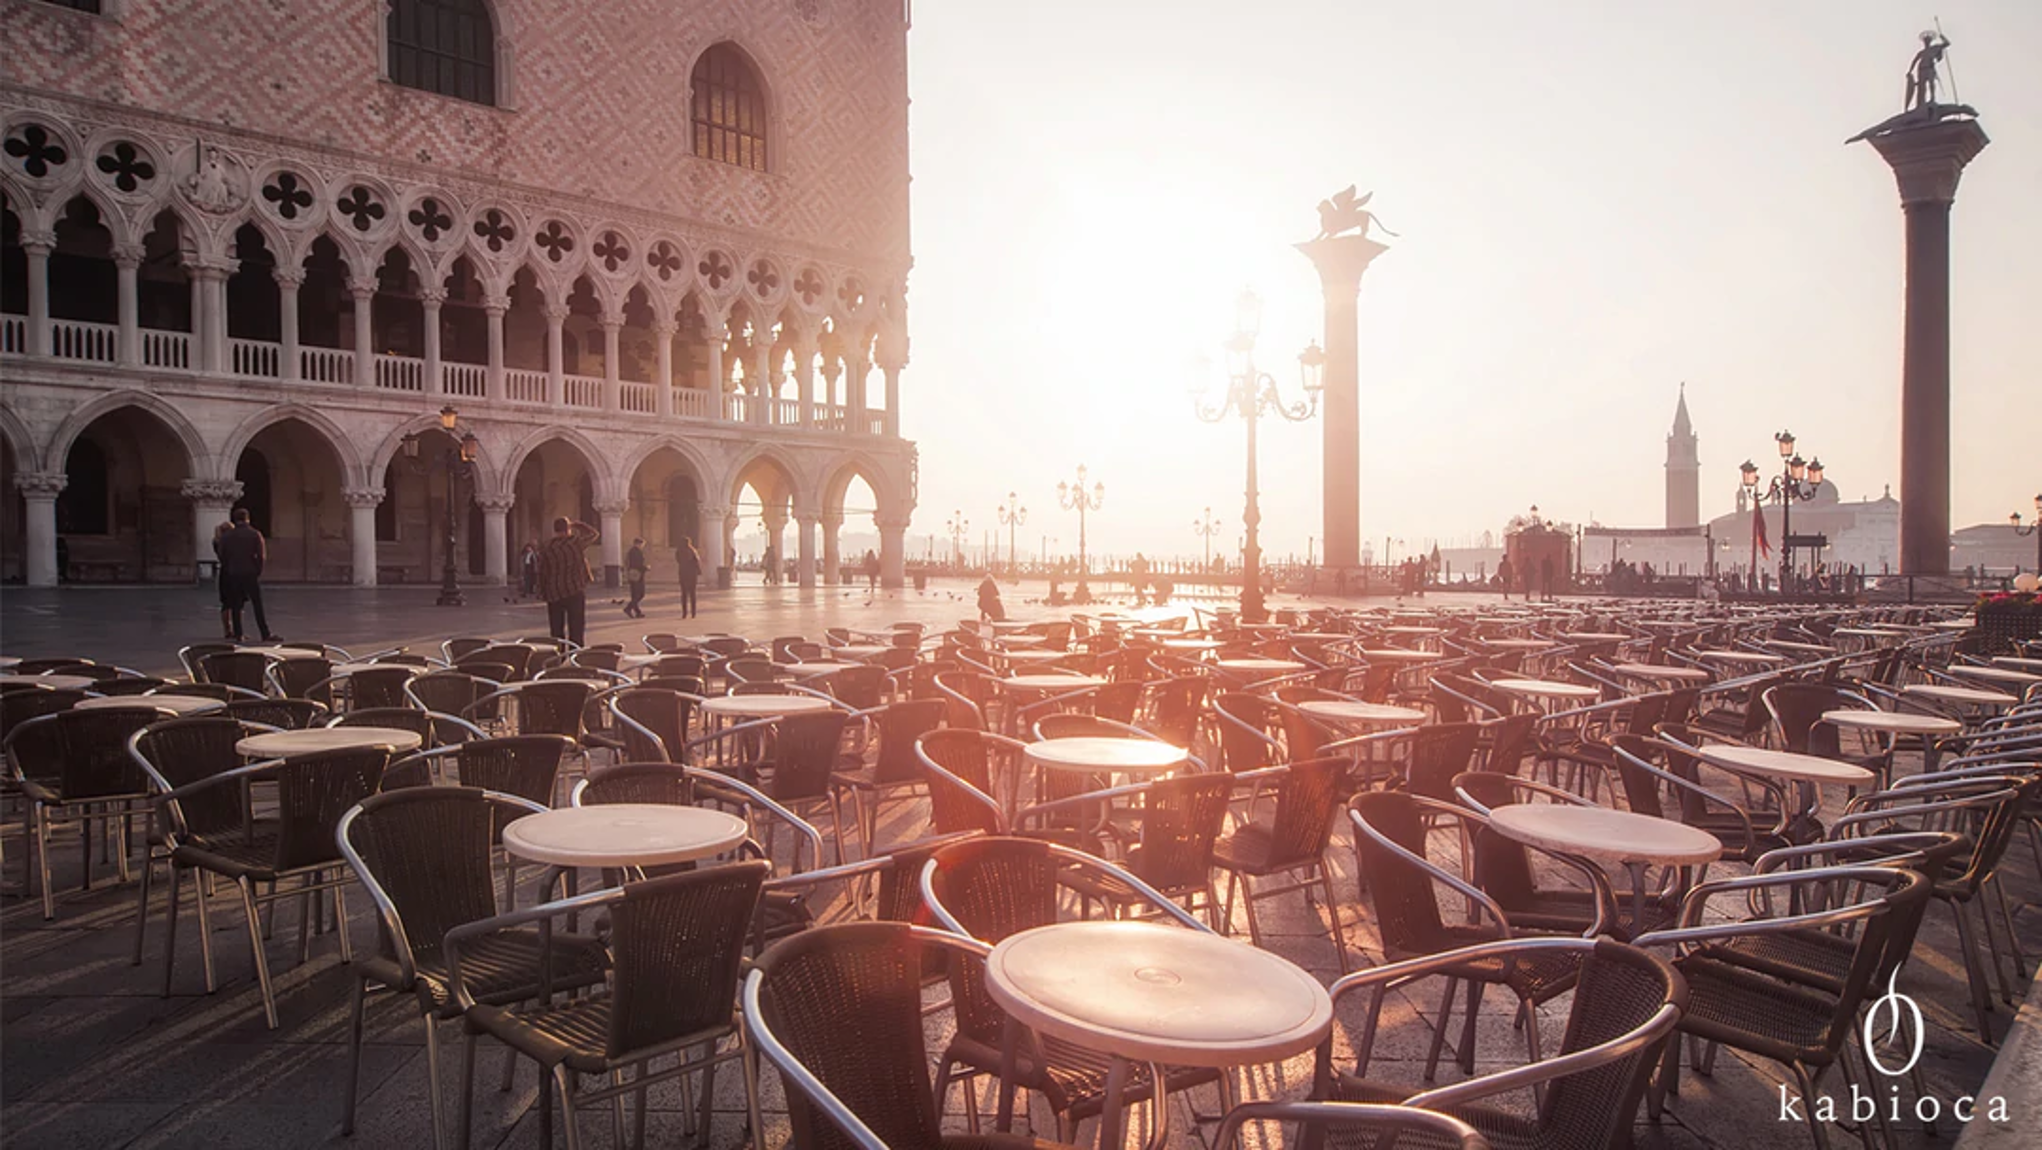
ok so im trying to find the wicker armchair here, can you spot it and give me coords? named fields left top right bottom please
left=604, top=687, right=702, bottom=763
left=451, top=862, right=769, bottom=1150
left=336, top=787, right=608, bottom=1150
left=406, top=670, right=502, bottom=717
left=267, top=656, right=334, bottom=699
left=212, top=697, right=323, bottom=730
left=1050, top=772, right=1232, bottom=927
left=7, top=706, right=166, bottom=918
left=197, top=650, right=274, bottom=694
left=1217, top=1100, right=1489, bottom=1150
left=1211, top=756, right=1349, bottom=968
left=690, top=710, right=856, bottom=865
left=126, top=715, right=264, bottom=968
left=915, top=729, right=1019, bottom=837
left=831, top=699, right=946, bottom=854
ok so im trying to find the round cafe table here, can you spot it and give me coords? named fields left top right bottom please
left=1488, top=804, right=1721, bottom=925
left=986, top=920, right=1332, bottom=1150
left=830, top=644, right=893, bottom=661
left=1000, top=674, right=1106, bottom=692
left=1480, top=638, right=1557, bottom=650
left=780, top=662, right=852, bottom=678
left=1215, top=658, right=1308, bottom=679
left=1694, top=649, right=1787, bottom=667
left=1023, top=736, right=1187, bottom=777
left=1764, top=640, right=1836, bottom=656
left=1296, top=699, right=1427, bottom=729
left=1991, top=656, right=2042, bottom=673
left=997, top=649, right=1070, bottom=666
left=0, top=656, right=19, bottom=670
left=1609, top=662, right=1713, bottom=683
left=1903, top=683, right=2018, bottom=710
left=234, top=726, right=424, bottom=759
left=1692, top=743, right=1874, bottom=821
left=1823, top=708, right=1962, bottom=771
left=501, top=804, right=749, bottom=870
left=1946, top=665, right=2042, bottom=688
left=74, top=693, right=224, bottom=715
left=699, top=694, right=838, bottom=720
left=1561, top=632, right=1631, bottom=643
left=0, top=673, right=97, bottom=691
left=1356, top=648, right=1439, bottom=664
left=994, top=634, right=1049, bottom=649
left=1490, top=678, right=1601, bottom=707
left=1161, top=639, right=1225, bottom=653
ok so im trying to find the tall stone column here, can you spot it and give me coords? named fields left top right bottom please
left=342, top=487, right=383, bottom=587
left=1295, top=234, right=1390, bottom=571
left=876, top=512, right=910, bottom=590
left=600, top=312, right=623, bottom=410
left=846, top=355, right=871, bottom=435
left=476, top=494, right=514, bottom=585
left=794, top=333, right=817, bottom=427
left=794, top=511, right=819, bottom=589
left=877, top=325, right=908, bottom=439
left=183, top=478, right=243, bottom=582
left=17, top=472, right=65, bottom=587
left=820, top=512, right=843, bottom=585
left=595, top=500, right=628, bottom=589
left=275, top=266, right=303, bottom=382
left=349, top=275, right=378, bottom=387
left=1860, top=112, right=1989, bottom=576
left=751, top=341, right=774, bottom=426
left=21, top=230, right=52, bottom=357
left=653, top=320, right=676, bottom=417
left=114, top=243, right=143, bottom=366
left=697, top=504, right=729, bottom=584
left=762, top=511, right=787, bottom=583
left=703, top=312, right=730, bottom=421
left=421, top=287, right=445, bottom=396
left=483, top=293, right=508, bottom=400
left=543, top=303, right=568, bottom=407
left=206, top=261, right=235, bottom=373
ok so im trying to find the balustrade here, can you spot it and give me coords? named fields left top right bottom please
left=376, top=355, right=426, bottom=392
left=504, top=368, right=548, bottom=404
left=0, top=315, right=23, bottom=354
left=442, top=362, right=487, bottom=398
left=771, top=397, right=800, bottom=425
left=299, top=345, right=353, bottom=385
left=620, top=381, right=656, bottom=414
left=141, top=329, right=192, bottom=370
left=673, top=387, right=716, bottom=420
left=49, top=319, right=117, bottom=364
left=563, top=373, right=603, bottom=408
left=230, top=338, right=279, bottom=378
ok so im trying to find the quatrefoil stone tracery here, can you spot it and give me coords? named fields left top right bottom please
left=473, top=209, right=515, bottom=253
left=747, top=259, right=780, bottom=298
left=4, top=124, right=68, bottom=178
left=408, top=197, right=453, bottom=242
left=536, top=220, right=574, bottom=262
left=699, top=251, right=734, bottom=290
left=262, top=172, right=314, bottom=220
left=647, top=241, right=683, bottom=281
left=593, top=231, right=629, bottom=272
left=95, top=142, right=156, bottom=193
left=337, top=185, right=386, bottom=232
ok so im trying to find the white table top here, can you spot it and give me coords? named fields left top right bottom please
left=1382, top=626, right=1446, bottom=637
left=1832, top=628, right=1904, bottom=639
left=329, top=662, right=397, bottom=676
left=1822, top=709, right=1962, bottom=736
left=1356, top=648, right=1440, bottom=662
left=1992, top=656, right=2042, bottom=672
left=1609, top=662, right=1714, bottom=682
left=988, top=620, right=1037, bottom=634
left=501, top=804, right=750, bottom=869
left=1000, top=674, right=1106, bottom=691
left=984, top=921, right=1333, bottom=1068
left=831, top=645, right=894, bottom=660
left=0, top=656, right=18, bottom=670
left=0, top=673, right=97, bottom=690
left=1024, top=736, right=1189, bottom=775
left=998, top=650, right=1070, bottom=666
left=1930, top=619, right=1978, bottom=630
left=1215, top=658, right=1309, bottom=674
left=1481, top=638, right=1557, bottom=650
left=615, top=653, right=666, bottom=669
left=1765, top=640, right=1837, bottom=655
left=235, top=727, right=424, bottom=758
left=1491, top=677, right=1601, bottom=700
left=1695, top=743, right=1876, bottom=785
left=994, top=634, right=1049, bottom=649
left=1489, top=803, right=1723, bottom=868
left=1947, top=665, right=2042, bottom=686
left=781, top=662, right=852, bottom=677
left=700, top=694, right=837, bottom=718
left=75, top=694, right=224, bottom=715
left=1297, top=699, right=1428, bottom=727
left=1694, top=649, right=1787, bottom=665
left=1162, top=639, right=1226, bottom=651
left=1561, top=632, right=1632, bottom=642
left=1904, top=683, right=2018, bottom=707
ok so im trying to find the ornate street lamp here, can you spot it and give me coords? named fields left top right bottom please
left=2010, top=493, right=2042, bottom=575
left=1189, top=288, right=1323, bottom=622
left=1056, top=465, right=1105, bottom=604
left=1192, top=507, right=1222, bottom=570
left=400, top=404, right=479, bottom=607
left=996, top=492, right=1027, bottom=579
left=945, top=510, right=969, bottom=570
left=1740, top=429, right=1825, bottom=595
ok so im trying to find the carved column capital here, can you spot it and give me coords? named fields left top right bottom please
left=341, top=487, right=386, bottom=509
left=473, top=493, right=517, bottom=513
left=592, top=499, right=631, bottom=517
left=271, top=265, right=307, bottom=290
left=418, top=287, right=449, bottom=307
left=873, top=511, right=913, bottom=531
left=181, top=478, right=244, bottom=504
left=111, top=242, right=147, bottom=269
left=541, top=303, right=571, bottom=324
left=14, top=471, right=67, bottom=498
left=346, top=275, right=379, bottom=298
left=18, top=229, right=55, bottom=255
left=697, top=504, right=732, bottom=521
left=482, top=293, right=511, bottom=315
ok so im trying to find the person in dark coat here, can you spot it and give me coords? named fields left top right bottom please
left=977, top=574, right=1006, bottom=623
left=862, top=549, right=880, bottom=591
left=216, top=508, right=276, bottom=641
left=1496, top=554, right=1515, bottom=600
left=624, top=538, right=648, bottom=618
left=675, top=536, right=702, bottom=619
left=519, top=542, right=539, bottom=601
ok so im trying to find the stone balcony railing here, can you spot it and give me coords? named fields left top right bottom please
left=1, top=314, right=891, bottom=435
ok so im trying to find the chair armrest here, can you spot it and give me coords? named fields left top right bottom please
left=1215, top=1101, right=1487, bottom=1150
left=1328, top=937, right=1596, bottom=1004
left=683, top=766, right=825, bottom=871
left=1403, top=1002, right=1681, bottom=1113
left=443, top=883, right=620, bottom=1011
left=1347, top=808, right=1520, bottom=938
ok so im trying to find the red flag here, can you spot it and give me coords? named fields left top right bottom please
left=1752, top=506, right=1772, bottom=558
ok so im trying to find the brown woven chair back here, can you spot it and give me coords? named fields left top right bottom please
left=21, top=708, right=160, bottom=800
left=699, top=636, right=750, bottom=660
left=444, top=637, right=491, bottom=662
left=1349, top=790, right=1462, bottom=958
left=764, top=711, right=851, bottom=803
left=752, top=921, right=945, bottom=1150
left=1483, top=713, right=1537, bottom=775
left=770, top=637, right=808, bottom=664
left=727, top=658, right=791, bottom=686
left=915, top=730, right=1002, bottom=836
left=270, top=657, right=333, bottom=699
left=605, top=861, right=768, bottom=1058
left=1146, top=676, right=1207, bottom=748
left=1608, top=734, right=1669, bottom=820
left=1763, top=682, right=1851, bottom=757
left=160, top=682, right=257, bottom=702
left=643, top=633, right=685, bottom=654
left=179, top=643, right=238, bottom=680
left=1278, top=706, right=1334, bottom=762
left=133, top=716, right=252, bottom=836
left=273, top=747, right=391, bottom=871
left=872, top=699, right=944, bottom=785
left=454, top=736, right=570, bottom=826
left=1263, top=756, right=1345, bottom=867
left=1, top=687, right=90, bottom=737
left=1661, top=686, right=1700, bottom=725
left=1090, top=679, right=1142, bottom=723
left=344, top=786, right=504, bottom=970
left=198, top=651, right=273, bottom=693
left=1215, top=692, right=1278, bottom=773
left=345, top=667, right=416, bottom=711
left=649, top=653, right=707, bottom=678
left=409, top=671, right=497, bottom=716
left=823, top=665, right=888, bottom=711
left=613, top=688, right=694, bottom=762
left=569, top=648, right=622, bottom=673
left=332, top=707, right=436, bottom=744
left=1623, top=691, right=1671, bottom=736
left=927, top=836, right=1059, bottom=1047
left=1537, top=939, right=1687, bottom=1146
left=1402, top=723, right=1484, bottom=803
left=577, top=762, right=696, bottom=806
left=508, top=680, right=590, bottom=737
left=639, top=674, right=708, bottom=696
left=1128, top=773, right=1232, bottom=892
left=462, top=645, right=533, bottom=679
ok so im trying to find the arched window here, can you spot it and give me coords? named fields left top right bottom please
left=376, top=462, right=400, bottom=541
left=388, top=0, right=497, bottom=106
left=57, top=438, right=109, bottom=536
left=691, top=44, right=767, bottom=171
left=235, top=450, right=272, bottom=537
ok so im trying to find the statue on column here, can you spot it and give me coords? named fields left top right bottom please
left=1314, top=187, right=1397, bottom=242
left=1851, top=29, right=1976, bottom=141
left=1905, top=30, right=1950, bottom=111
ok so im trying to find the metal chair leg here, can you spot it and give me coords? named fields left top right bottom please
left=341, top=977, right=369, bottom=1136
left=161, top=862, right=183, bottom=997
left=195, top=865, right=218, bottom=993
left=131, top=848, right=156, bottom=966
left=1423, top=976, right=1459, bottom=1082
left=34, top=802, right=55, bottom=920
left=422, top=1013, right=449, bottom=1150
left=553, top=1064, right=582, bottom=1150
left=238, top=877, right=280, bottom=1029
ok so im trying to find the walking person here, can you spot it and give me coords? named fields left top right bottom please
left=536, top=516, right=600, bottom=646
left=217, top=508, right=278, bottom=642
left=761, top=544, right=777, bottom=586
left=519, top=542, right=539, bottom=601
left=624, top=537, right=648, bottom=618
left=862, top=549, right=880, bottom=591
left=675, top=536, right=702, bottom=619
left=1539, top=555, right=1556, bottom=602
left=1496, top=554, right=1514, bottom=600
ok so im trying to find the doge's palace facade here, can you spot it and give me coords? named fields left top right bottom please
left=0, top=0, right=917, bottom=589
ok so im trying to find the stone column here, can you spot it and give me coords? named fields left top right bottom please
left=794, top=510, right=820, bottom=589
left=703, top=313, right=729, bottom=420
left=182, top=478, right=243, bottom=583
left=876, top=511, right=908, bottom=589
left=207, top=261, right=235, bottom=373
left=601, top=312, right=623, bottom=410
left=114, top=242, right=143, bottom=366
left=762, top=510, right=787, bottom=583
left=275, top=266, right=303, bottom=382
left=21, top=230, right=52, bottom=357
left=188, top=273, right=204, bottom=366
left=483, top=293, right=508, bottom=401
left=596, top=499, right=628, bottom=589
left=17, top=472, right=65, bottom=587
left=877, top=326, right=908, bottom=438
left=698, top=504, right=729, bottom=584
left=543, top=303, right=568, bottom=406
left=349, top=275, right=378, bottom=387
left=653, top=320, right=676, bottom=417
left=474, top=494, right=513, bottom=585
left=751, top=341, right=774, bottom=426
left=1862, top=114, right=1990, bottom=576
left=846, top=354, right=871, bottom=435
left=820, top=512, right=843, bottom=585
left=421, top=287, right=445, bottom=396
left=1296, top=233, right=1391, bottom=570
left=794, top=334, right=817, bottom=427
left=342, top=487, right=383, bottom=587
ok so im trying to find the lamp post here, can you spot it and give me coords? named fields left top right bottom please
left=1192, top=507, right=1222, bottom=570
left=945, top=510, right=969, bottom=571
left=1057, top=465, right=1104, bottom=605
left=2011, top=494, right=2042, bottom=575
left=1189, top=289, right=1324, bottom=623
left=1741, top=430, right=1824, bottom=595
left=997, top=492, right=1027, bottom=580
left=400, top=404, right=479, bottom=607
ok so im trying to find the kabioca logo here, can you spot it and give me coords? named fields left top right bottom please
left=1777, top=972, right=2010, bottom=1126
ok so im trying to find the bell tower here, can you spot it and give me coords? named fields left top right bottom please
left=1665, top=384, right=1700, bottom=529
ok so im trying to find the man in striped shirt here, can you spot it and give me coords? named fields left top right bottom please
left=536, top=516, right=601, bottom=645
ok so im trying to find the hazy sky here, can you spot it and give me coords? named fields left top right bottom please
left=887, top=1, right=2040, bottom=565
